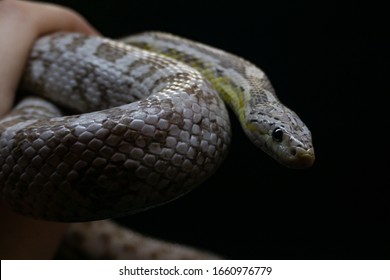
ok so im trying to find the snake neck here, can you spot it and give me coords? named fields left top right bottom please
left=123, top=32, right=273, bottom=126
left=196, top=65, right=247, bottom=123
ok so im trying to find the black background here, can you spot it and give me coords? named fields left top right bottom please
left=43, top=0, right=389, bottom=259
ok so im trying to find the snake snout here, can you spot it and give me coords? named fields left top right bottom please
left=288, top=147, right=315, bottom=169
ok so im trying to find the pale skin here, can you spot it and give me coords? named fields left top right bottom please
left=0, top=0, right=98, bottom=259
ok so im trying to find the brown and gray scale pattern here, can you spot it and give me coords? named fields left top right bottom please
left=0, top=33, right=231, bottom=222
left=0, top=31, right=314, bottom=259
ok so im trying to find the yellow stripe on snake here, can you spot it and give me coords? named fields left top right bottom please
left=0, top=32, right=314, bottom=258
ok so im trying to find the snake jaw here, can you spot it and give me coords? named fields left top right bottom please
left=272, top=128, right=315, bottom=169
left=265, top=137, right=315, bottom=169
left=291, top=147, right=315, bottom=169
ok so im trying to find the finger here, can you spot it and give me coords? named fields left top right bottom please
left=0, top=0, right=99, bottom=116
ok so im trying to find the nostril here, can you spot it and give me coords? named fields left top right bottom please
left=290, top=148, right=297, bottom=156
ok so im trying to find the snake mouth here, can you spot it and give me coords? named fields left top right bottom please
left=287, top=147, right=315, bottom=169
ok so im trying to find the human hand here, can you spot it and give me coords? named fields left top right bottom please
left=0, top=0, right=98, bottom=259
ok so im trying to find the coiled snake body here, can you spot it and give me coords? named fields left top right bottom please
left=0, top=32, right=314, bottom=224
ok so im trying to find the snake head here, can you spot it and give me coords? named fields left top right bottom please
left=244, top=103, right=315, bottom=169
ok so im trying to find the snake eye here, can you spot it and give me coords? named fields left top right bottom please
left=272, top=127, right=284, bottom=142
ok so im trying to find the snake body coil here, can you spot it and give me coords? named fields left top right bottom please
left=0, top=32, right=314, bottom=222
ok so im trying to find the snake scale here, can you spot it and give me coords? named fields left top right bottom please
left=0, top=32, right=314, bottom=226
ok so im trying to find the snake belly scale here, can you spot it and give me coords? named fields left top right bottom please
left=0, top=32, right=314, bottom=222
